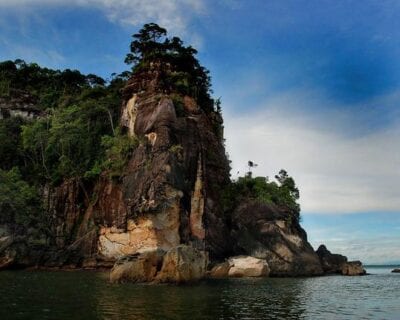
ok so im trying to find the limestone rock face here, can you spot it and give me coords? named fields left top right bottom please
left=39, top=65, right=230, bottom=268
left=230, top=201, right=323, bottom=276
left=316, top=244, right=348, bottom=274
left=341, top=261, right=366, bottom=276
left=110, top=245, right=207, bottom=284
left=110, top=249, right=165, bottom=283
left=98, top=197, right=181, bottom=259
left=156, top=245, right=208, bottom=283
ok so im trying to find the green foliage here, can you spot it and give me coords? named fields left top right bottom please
left=170, top=94, right=185, bottom=117
left=101, top=130, right=139, bottom=178
left=0, top=59, right=111, bottom=111
left=0, top=168, right=44, bottom=229
left=0, top=117, right=26, bottom=170
left=10, top=66, right=126, bottom=185
left=125, top=23, right=214, bottom=112
left=223, top=169, right=301, bottom=221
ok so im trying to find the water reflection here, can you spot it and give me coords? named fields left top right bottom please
left=0, top=268, right=399, bottom=319
left=95, top=277, right=307, bottom=319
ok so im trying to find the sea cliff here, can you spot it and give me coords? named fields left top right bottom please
left=0, top=24, right=365, bottom=281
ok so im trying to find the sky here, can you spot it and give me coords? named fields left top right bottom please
left=0, top=0, right=399, bottom=264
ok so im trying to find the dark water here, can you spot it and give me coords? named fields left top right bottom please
left=0, top=266, right=399, bottom=320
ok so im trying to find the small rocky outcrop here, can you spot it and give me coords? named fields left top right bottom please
left=316, top=244, right=347, bottom=274
left=230, top=201, right=323, bottom=276
left=110, top=245, right=207, bottom=284
left=341, top=261, right=366, bottom=276
left=210, top=256, right=270, bottom=278
left=316, top=245, right=366, bottom=276
left=391, top=268, right=400, bottom=273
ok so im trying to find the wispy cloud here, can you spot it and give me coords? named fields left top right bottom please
left=224, top=88, right=400, bottom=214
left=0, top=36, right=65, bottom=67
left=0, top=0, right=205, bottom=37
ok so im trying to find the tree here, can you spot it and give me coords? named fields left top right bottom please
left=86, top=74, right=106, bottom=87
left=0, top=117, right=25, bottom=171
left=124, top=23, right=167, bottom=65
left=0, top=168, right=43, bottom=229
left=124, top=23, right=213, bottom=110
left=275, top=169, right=300, bottom=200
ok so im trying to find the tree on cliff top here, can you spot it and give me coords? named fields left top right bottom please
left=223, top=169, right=301, bottom=222
left=124, top=23, right=213, bottom=111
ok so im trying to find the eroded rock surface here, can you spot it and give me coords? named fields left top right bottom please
left=316, top=244, right=347, bottom=274
left=110, top=249, right=164, bottom=283
left=110, top=245, right=207, bottom=284
left=156, top=245, right=208, bottom=283
left=230, top=201, right=323, bottom=276
left=341, top=261, right=366, bottom=276
left=228, top=256, right=269, bottom=277
left=316, top=245, right=366, bottom=276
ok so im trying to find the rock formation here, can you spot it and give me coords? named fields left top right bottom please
left=391, top=268, right=400, bottom=273
left=316, top=244, right=348, bottom=274
left=229, top=201, right=323, bottom=276
left=0, top=44, right=366, bottom=282
left=210, top=256, right=270, bottom=278
left=341, top=261, right=366, bottom=276
left=38, top=63, right=230, bottom=274
left=316, top=245, right=366, bottom=276
left=110, top=245, right=207, bottom=283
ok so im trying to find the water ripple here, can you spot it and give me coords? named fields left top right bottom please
left=0, top=267, right=399, bottom=319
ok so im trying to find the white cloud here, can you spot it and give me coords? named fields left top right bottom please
left=0, top=0, right=205, bottom=37
left=224, top=89, right=400, bottom=214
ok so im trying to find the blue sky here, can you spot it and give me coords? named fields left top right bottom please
left=0, top=0, right=399, bottom=264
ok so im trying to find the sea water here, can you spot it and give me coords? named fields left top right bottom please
left=0, top=266, right=399, bottom=319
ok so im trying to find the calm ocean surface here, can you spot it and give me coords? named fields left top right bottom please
left=0, top=266, right=399, bottom=320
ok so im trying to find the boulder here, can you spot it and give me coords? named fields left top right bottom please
left=155, top=245, right=208, bottom=283
left=341, top=261, right=366, bottom=276
left=210, top=261, right=230, bottom=278
left=110, top=249, right=165, bottom=283
left=391, top=268, right=400, bottom=273
left=209, top=256, right=270, bottom=278
left=316, top=244, right=347, bottom=274
left=228, top=256, right=270, bottom=277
